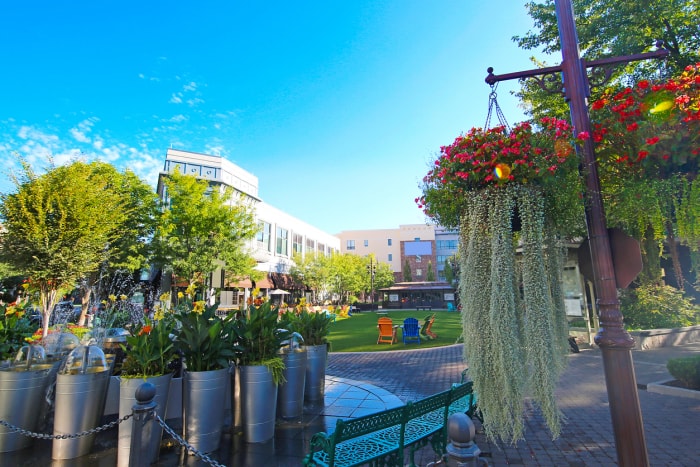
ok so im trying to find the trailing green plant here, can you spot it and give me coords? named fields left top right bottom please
left=619, top=284, right=700, bottom=330
left=459, top=184, right=569, bottom=444
left=235, top=301, right=290, bottom=385
left=293, top=308, right=333, bottom=347
left=666, top=355, right=700, bottom=389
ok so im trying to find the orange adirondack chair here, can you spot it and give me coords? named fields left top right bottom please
left=377, top=317, right=397, bottom=344
left=421, top=315, right=437, bottom=339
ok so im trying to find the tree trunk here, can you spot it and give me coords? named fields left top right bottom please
left=665, top=221, right=685, bottom=291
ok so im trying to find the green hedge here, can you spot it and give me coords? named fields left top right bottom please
left=667, top=355, right=700, bottom=389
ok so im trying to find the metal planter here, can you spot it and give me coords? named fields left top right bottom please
left=52, top=365, right=111, bottom=459
left=276, top=348, right=307, bottom=419
left=304, top=344, right=328, bottom=402
left=183, top=367, right=229, bottom=454
left=240, top=365, right=278, bottom=443
left=117, top=373, right=173, bottom=467
left=0, top=364, right=55, bottom=452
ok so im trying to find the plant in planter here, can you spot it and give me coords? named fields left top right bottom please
left=117, top=316, right=178, bottom=466
left=170, top=284, right=240, bottom=453
left=0, top=303, right=37, bottom=362
left=420, top=117, right=583, bottom=443
left=235, top=300, right=290, bottom=442
left=291, top=307, right=333, bottom=403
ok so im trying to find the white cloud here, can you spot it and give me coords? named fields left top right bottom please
left=183, top=82, right=197, bottom=92
left=170, top=114, right=188, bottom=122
left=187, top=98, right=204, bottom=107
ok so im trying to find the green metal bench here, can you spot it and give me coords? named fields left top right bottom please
left=303, top=382, right=475, bottom=467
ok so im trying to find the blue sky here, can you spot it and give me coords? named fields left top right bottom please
left=0, top=1, right=546, bottom=234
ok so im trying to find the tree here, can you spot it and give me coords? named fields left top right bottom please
left=515, top=1, right=699, bottom=81
left=0, top=159, right=130, bottom=336
left=75, top=164, right=160, bottom=325
left=426, top=261, right=435, bottom=282
left=151, top=169, right=258, bottom=289
left=403, top=258, right=412, bottom=282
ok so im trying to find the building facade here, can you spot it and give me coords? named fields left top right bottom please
left=157, top=149, right=340, bottom=306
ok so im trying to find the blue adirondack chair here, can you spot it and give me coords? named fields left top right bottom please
left=402, top=317, right=421, bottom=345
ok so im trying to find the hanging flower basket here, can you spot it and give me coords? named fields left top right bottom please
left=420, top=118, right=583, bottom=444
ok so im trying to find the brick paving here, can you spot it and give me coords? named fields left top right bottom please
left=327, top=343, right=700, bottom=467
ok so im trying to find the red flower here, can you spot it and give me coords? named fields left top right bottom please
left=645, top=136, right=660, bottom=145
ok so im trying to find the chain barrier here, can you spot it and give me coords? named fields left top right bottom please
left=0, top=413, right=133, bottom=440
left=155, top=414, right=227, bottom=467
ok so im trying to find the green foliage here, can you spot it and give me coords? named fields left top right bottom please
left=666, top=355, right=700, bottom=389
left=403, top=258, right=412, bottom=282
left=620, top=284, right=700, bottom=330
left=152, top=168, right=258, bottom=285
left=292, top=308, right=332, bottom=346
left=515, top=1, right=699, bottom=86
left=426, top=261, right=435, bottom=281
left=0, top=159, right=136, bottom=335
left=235, top=301, right=290, bottom=385
left=121, top=316, right=177, bottom=378
left=171, top=286, right=240, bottom=372
left=0, top=303, right=38, bottom=360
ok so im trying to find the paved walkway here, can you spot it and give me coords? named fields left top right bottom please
left=4, top=342, right=699, bottom=466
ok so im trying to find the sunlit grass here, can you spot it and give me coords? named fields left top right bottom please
left=327, top=310, right=464, bottom=352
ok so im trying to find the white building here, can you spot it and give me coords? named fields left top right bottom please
left=157, top=149, right=339, bottom=306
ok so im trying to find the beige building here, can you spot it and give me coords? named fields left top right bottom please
left=336, top=224, right=435, bottom=276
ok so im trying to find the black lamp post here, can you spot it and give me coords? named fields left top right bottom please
left=367, top=257, right=376, bottom=311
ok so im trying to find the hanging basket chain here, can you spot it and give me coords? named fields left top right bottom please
left=484, top=82, right=510, bottom=132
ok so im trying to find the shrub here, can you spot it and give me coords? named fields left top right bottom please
left=620, top=284, right=700, bottom=330
left=666, top=355, right=700, bottom=389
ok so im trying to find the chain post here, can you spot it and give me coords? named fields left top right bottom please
left=129, top=382, right=157, bottom=467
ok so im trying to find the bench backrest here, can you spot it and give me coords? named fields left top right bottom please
left=405, top=388, right=451, bottom=422
left=333, top=404, right=405, bottom=443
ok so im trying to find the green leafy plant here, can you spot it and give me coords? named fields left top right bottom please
left=619, top=284, right=700, bottom=330
left=292, top=308, right=333, bottom=347
left=235, top=301, right=290, bottom=385
left=120, top=316, right=177, bottom=378
left=0, top=303, right=37, bottom=361
left=666, top=355, right=700, bottom=389
left=169, top=285, right=240, bottom=372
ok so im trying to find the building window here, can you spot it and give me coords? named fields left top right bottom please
left=276, top=227, right=288, bottom=256
left=388, top=253, right=393, bottom=262
left=347, top=240, right=355, bottom=251
left=415, top=255, right=422, bottom=263
left=318, top=242, right=326, bottom=256
left=416, top=268, right=422, bottom=277
left=388, top=238, right=392, bottom=246
left=414, top=237, right=421, bottom=241
left=257, top=222, right=272, bottom=252
left=364, top=239, right=369, bottom=247
left=437, top=240, right=459, bottom=250
left=293, top=233, right=303, bottom=255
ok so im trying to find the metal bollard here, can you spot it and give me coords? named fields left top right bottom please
left=129, top=382, right=157, bottom=467
left=444, top=412, right=488, bottom=467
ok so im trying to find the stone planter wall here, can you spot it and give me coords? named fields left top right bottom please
left=568, top=325, right=700, bottom=350
left=630, top=325, right=700, bottom=350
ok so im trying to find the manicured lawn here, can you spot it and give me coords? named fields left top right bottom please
left=327, top=310, right=464, bottom=352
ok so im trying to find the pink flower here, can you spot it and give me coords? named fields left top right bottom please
left=576, top=131, right=590, bottom=140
